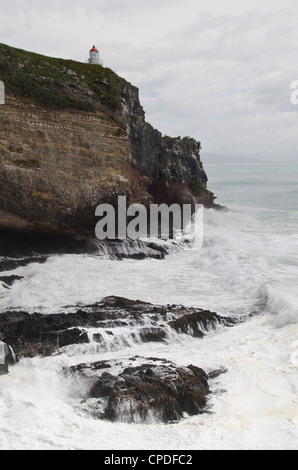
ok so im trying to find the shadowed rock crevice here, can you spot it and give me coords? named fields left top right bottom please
left=0, top=228, right=186, bottom=263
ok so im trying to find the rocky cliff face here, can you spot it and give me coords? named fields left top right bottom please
left=0, top=95, right=132, bottom=233
left=119, top=82, right=210, bottom=206
left=0, top=43, right=214, bottom=236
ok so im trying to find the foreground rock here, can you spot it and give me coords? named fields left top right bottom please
left=0, top=297, right=236, bottom=359
left=0, top=295, right=232, bottom=422
left=65, top=357, right=210, bottom=423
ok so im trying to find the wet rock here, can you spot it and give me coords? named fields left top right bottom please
left=0, top=340, right=16, bottom=374
left=0, top=363, right=8, bottom=375
left=101, top=296, right=151, bottom=310
left=168, top=310, right=233, bottom=338
left=66, top=358, right=210, bottom=424
left=139, top=328, right=166, bottom=343
left=207, top=366, right=228, bottom=379
left=93, top=333, right=104, bottom=344
left=0, top=297, right=238, bottom=358
left=0, top=255, right=48, bottom=273
left=68, top=360, right=112, bottom=374
left=0, top=275, right=23, bottom=287
left=0, top=312, right=90, bottom=358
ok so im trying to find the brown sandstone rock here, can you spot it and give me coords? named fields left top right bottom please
left=0, top=44, right=215, bottom=237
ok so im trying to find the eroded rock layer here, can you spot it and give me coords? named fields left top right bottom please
left=0, top=43, right=214, bottom=236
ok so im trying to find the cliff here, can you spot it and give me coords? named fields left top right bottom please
left=0, top=43, right=214, bottom=237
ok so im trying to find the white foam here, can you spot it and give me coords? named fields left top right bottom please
left=0, top=181, right=298, bottom=449
left=259, top=281, right=298, bottom=327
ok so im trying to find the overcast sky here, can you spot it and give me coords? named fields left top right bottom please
left=2, top=0, right=298, bottom=160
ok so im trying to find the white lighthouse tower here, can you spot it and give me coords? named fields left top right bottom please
left=88, top=45, right=103, bottom=66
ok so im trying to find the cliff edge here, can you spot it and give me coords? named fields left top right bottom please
left=0, top=44, right=215, bottom=237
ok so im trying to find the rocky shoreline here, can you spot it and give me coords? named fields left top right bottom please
left=0, top=295, right=236, bottom=423
left=0, top=296, right=236, bottom=358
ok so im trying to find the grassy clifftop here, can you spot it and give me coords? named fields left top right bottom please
left=0, top=43, right=122, bottom=112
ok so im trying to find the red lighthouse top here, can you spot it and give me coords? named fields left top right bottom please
left=90, top=45, right=99, bottom=53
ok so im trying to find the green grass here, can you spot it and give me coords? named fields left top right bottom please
left=0, top=43, right=123, bottom=112
left=188, top=181, right=208, bottom=197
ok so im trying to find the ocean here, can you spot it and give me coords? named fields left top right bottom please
left=0, top=162, right=297, bottom=450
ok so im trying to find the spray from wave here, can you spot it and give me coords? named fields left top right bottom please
left=258, top=281, right=298, bottom=327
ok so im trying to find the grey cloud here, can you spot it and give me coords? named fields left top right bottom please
left=1, top=0, right=298, bottom=157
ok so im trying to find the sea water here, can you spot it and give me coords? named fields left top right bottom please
left=0, top=162, right=297, bottom=450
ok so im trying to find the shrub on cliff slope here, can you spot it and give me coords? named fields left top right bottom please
left=0, top=43, right=121, bottom=112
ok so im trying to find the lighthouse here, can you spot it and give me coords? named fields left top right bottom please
left=88, top=45, right=103, bottom=66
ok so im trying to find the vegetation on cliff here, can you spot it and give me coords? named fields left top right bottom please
left=0, top=43, right=121, bottom=112
left=0, top=43, right=215, bottom=235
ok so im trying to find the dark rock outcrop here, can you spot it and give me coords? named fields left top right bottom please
left=0, top=296, right=234, bottom=422
left=139, top=327, right=166, bottom=343
left=0, top=296, right=237, bottom=359
left=169, top=310, right=236, bottom=338
left=0, top=274, right=23, bottom=287
left=0, top=310, right=90, bottom=358
left=66, top=358, right=210, bottom=423
left=0, top=255, right=48, bottom=273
